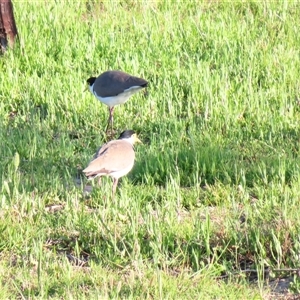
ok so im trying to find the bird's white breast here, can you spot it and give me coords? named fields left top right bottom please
left=93, top=86, right=144, bottom=107
left=110, top=160, right=135, bottom=179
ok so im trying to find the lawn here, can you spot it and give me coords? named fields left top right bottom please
left=1, top=1, right=300, bottom=299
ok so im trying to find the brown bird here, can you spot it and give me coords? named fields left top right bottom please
left=87, top=70, right=148, bottom=135
left=83, top=130, right=141, bottom=197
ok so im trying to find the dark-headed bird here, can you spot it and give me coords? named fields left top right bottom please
left=87, top=70, right=148, bottom=134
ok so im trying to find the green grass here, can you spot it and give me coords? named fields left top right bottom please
left=1, top=0, right=300, bottom=298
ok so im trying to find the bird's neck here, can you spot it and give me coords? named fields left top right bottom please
left=89, top=84, right=94, bottom=94
left=120, top=138, right=134, bottom=146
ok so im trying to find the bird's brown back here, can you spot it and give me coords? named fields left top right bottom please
left=83, top=140, right=135, bottom=177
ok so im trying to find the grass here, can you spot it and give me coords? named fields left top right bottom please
left=1, top=0, right=300, bottom=298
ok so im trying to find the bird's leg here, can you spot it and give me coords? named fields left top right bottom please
left=110, top=107, right=114, bottom=133
left=97, top=176, right=102, bottom=186
left=105, top=106, right=114, bottom=136
left=105, top=109, right=110, bottom=134
left=112, top=178, right=119, bottom=199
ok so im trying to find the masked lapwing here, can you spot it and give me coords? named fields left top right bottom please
left=83, top=130, right=141, bottom=197
left=87, top=70, right=148, bottom=135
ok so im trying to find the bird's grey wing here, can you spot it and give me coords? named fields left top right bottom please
left=123, top=74, right=148, bottom=90
left=94, top=70, right=148, bottom=98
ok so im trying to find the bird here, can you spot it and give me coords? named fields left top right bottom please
left=82, top=130, right=142, bottom=198
left=87, top=70, right=148, bottom=135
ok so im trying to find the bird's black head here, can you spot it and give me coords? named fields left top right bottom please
left=118, top=130, right=136, bottom=139
left=87, top=77, right=97, bottom=86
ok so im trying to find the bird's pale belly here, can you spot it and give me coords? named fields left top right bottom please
left=94, top=86, right=144, bottom=107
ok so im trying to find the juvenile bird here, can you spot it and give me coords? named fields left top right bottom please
left=83, top=130, right=141, bottom=198
left=87, top=70, right=148, bottom=135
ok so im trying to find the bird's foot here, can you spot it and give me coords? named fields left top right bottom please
left=105, top=128, right=117, bottom=141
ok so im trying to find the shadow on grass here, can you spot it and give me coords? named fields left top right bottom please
left=131, top=118, right=300, bottom=189
left=0, top=106, right=90, bottom=194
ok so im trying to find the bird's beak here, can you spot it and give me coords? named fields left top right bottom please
left=135, top=136, right=143, bottom=144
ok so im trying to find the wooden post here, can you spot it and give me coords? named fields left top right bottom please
left=0, top=0, right=18, bottom=52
